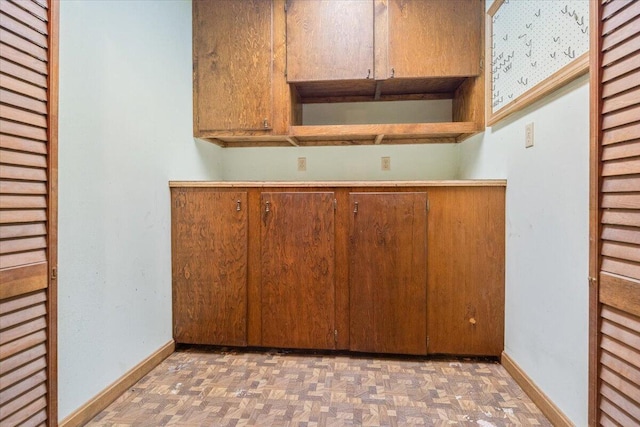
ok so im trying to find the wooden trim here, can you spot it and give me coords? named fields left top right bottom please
left=47, top=1, right=60, bottom=425
left=168, top=180, right=507, bottom=188
left=588, top=1, right=602, bottom=425
left=58, top=340, right=175, bottom=427
left=501, top=352, right=573, bottom=427
left=487, top=53, right=589, bottom=126
left=600, top=272, right=640, bottom=318
left=0, top=262, right=48, bottom=299
left=290, top=122, right=479, bottom=138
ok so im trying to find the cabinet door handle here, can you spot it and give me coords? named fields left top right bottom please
left=265, top=201, right=270, bottom=213
left=353, top=202, right=358, bottom=213
left=390, top=68, right=395, bottom=78
left=236, top=200, right=241, bottom=211
left=366, top=69, right=371, bottom=79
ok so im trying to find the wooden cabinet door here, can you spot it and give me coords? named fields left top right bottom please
left=261, top=192, right=336, bottom=349
left=286, top=0, right=374, bottom=82
left=193, top=0, right=272, bottom=132
left=427, top=188, right=504, bottom=356
left=349, top=192, right=428, bottom=355
left=385, top=0, right=481, bottom=78
left=172, top=190, right=248, bottom=345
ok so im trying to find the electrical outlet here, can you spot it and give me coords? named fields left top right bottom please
left=297, top=157, right=307, bottom=171
left=525, top=122, right=534, bottom=148
left=381, top=156, right=391, bottom=171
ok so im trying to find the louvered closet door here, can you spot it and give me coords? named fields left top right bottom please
left=0, top=0, right=58, bottom=425
left=592, top=0, right=640, bottom=425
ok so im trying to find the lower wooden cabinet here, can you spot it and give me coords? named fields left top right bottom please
left=260, top=192, right=336, bottom=349
left=349, top=192, right=428, bottom=355
left=171, top=189, right=248, bottom=345
left=170, top=182, right=505, bottom=356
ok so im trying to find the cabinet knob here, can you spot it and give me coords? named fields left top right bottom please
left=263, top=119, right=269, bottom=128
left=236, top=200, right=241, bottom=211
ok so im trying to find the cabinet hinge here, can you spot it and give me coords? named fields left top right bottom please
left=426, top=336, right=429, bottom=350
left=334, top=198, right=337, bottom=211
left=426, top=199, right=430, bottom=212
left=334, top=329, right=338, bottom=343
left=51, top=267, right=57, bottom=280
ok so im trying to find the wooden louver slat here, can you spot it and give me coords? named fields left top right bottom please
left=595, top=4, right=640, bottom=418
left=0, top=0, right=54, bottom=423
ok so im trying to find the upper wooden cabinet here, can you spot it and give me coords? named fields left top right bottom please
left=193, top=0, right=272, bottom=132
left=192, top=0, right=485, bottom=146
left=385, top=0, right=482, bottom=78
left=193, top=0, right=293, bottom=139
left=286, top=0, right=374, bottom=82
left=286, top=0, right=481, bottom=83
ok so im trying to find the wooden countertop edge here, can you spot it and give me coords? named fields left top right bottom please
left=169, top=180, right=507, bottom=188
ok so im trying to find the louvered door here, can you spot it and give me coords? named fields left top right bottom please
left=0, top=0, right=58, bottom=425
left=591, top=0, right=640, bottom=425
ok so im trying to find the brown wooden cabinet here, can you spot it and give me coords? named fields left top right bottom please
left=349, top=192, right=428, bottom=355
left=286, top=0, right=374, bottom=82
left=192, top=0, right=486, bottom=146
left=260, top=192, right=336, bottom=349
left=171, top=189, right=248, bottom=346
left=170, top=182, right=505, bottom=357
left=286, top=0, right=480, bottom=82
left=193, top=0, right=292, bottom=139
left=385, top=0, right=481, bottom=79
left=426, top=187, right=505, bottom=355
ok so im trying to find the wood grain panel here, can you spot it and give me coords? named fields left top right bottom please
left=602, top=157, right=640, bottom=175
left=602, top=106, right=640, bottom=130
left=0, top=248, right=46, bottom=269
left=0, top=148, right=46, bottom=167
left=387, top=0, right=481, bottom=78
left=0, top=119, right=47, bottom=141
left=602, top=193, right=640, bottom=209
left=600, top=273, right=640, bottom=318
left=0, top=28, right=47, bottom=61
left=0, top=133, right=47, bottom=153
left=286, top=0, right=373, bottom=82
left=0, top=10, right=47, bottom=48
left=0, top=195, right=46, bottom=209
left=172, top=189, right=248, bottom=346
left=0, top=42, right=47, bottom=75
left=349, top=192, right=427, bottom=355
left=602, top=86, right=640, bottom=114
left=602, top=225, right=640, bottom=245
left=602, top=0, right=640, bottom=35
left=0, top=0, right=47, bottom=35
left=602, top=123, right=640, bottom=145
left=0, top=106, right=47, bottom=130
left=0, top=58, right=47, bottom=88
left=0, top=223, right=46, bottom=239
left=0, top=164, right=46, bottom=180
left=193, top=0, right=272, bottom=132
left=0, top=0, right=54, bottom=422
left=602, top=174, right=640, bottom=192
left=426, top=187, right=505, bottom=356
left=601, top=350, right=640, bottom=389
left=601, top=257, right=640, bottom=279
left=0, top=74, right=47, bottom=100
left=260, top=192, right=335, bottom=349
left=602, top=33, right=640, bottom=66
left=0, top=180, right=47, bottom=194
left=602, top=139, right=640, bottom=160
left=9, top=0, right=47, bottom=21
left=602, top=50, right=640, bottom=83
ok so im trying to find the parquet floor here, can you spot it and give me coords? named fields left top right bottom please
left=87, top=348, right=552, bottom=426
